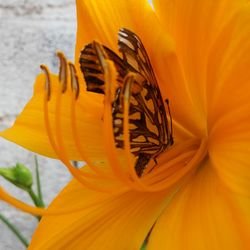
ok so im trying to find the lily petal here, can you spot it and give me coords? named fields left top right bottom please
left=75, top=0, right=162, bottom=61
left=152, top=41, right=204, bottom=138
left=28, top=166, right=171, bottom=250
left=207, top=5, right=250, bottom=126
left=0, top=73, right=105, bottom=162
left=148, top=162, right=250, bottom=250
left=209, top=111, right=250, bottom=196
left=208, top=6, right=250, bottom=196
left=153, top=0, right=246, bottom=123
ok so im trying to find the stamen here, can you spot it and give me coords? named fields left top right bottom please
left=41, top=66, right=119, bottom=193
left=94, top=43, right=128, bottom=179
left=93, top=43, right=146, bottom=188
left=40, top=64, right=51, bottom=101
left=94, top=41, right=117, bottom=101
left=0, top=186, right=47, bottom=215
left=53, top=85, right=120, bottom=192
left=50, top=94, right=117, bottom=191
left=68, top=64, right=115, bottom=180
left=68, top=62, right=115, bottom=178
left=39, top=50, right=208, bottom=194
left=93, top=40, right=109, bottom=62
left=68, top=62, right=80, bottom=99
left=56, top=51, right=68, bottom=93
left=0, top=184, right=127, bottom=216
left=56, top=66, right=123, bottom=192
left=101, top=59, right=145, bottom=191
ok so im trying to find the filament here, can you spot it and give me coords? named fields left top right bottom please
left=145, top=137, right=208, bottom=191
left=53, top=87, right=118, bottom=192
left=0, top=185, right=126, bottom=216
left=68, top=63, right=115, bottom=180
left=41, top=64, right=120, bottom=193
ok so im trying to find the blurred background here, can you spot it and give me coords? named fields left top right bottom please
left=0, top=1, right=76, bottom=249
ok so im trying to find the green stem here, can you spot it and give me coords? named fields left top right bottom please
left=0, top=214, right=29, bottom=247
left=27, top=188, right=44, bottom=208
left=141, top=242, right=147, bottom=250
left=27, top=188, right=44, bottom=221
left=34, top=156, right=44, bottom=207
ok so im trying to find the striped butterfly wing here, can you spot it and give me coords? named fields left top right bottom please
left=118, top=28, right=172, bottom=147
left=79, top=42, right=127, bottom=94
left=112, top=74, right=167, bottom=176
left=114, top=28, right=173, bottom=175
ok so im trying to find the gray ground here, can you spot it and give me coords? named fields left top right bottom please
left=0, top=1, right=76, bottom=249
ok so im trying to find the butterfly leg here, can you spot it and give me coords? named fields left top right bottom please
left=165, top=98, right=174, bottom=145
left=153, top=157, right=158, bottom=165
left=143, top=156, right=159, bottom=175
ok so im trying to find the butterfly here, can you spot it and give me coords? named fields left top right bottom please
left=79, top=28, right=173, bottom=176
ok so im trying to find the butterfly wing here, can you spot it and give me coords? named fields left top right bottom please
left=118, top=28, right=157, bottom=86
left=112, top=72, right=169, bottom=176
left=79, top=42, right=127, bottom=94
left=117, top=29, right=173, bottom=149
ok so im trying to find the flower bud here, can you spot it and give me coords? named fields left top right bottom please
left=0, top=163, right=33, bottom=190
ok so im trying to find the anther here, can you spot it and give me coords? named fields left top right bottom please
left=40, top=64, right=51, bottom=101
left=92, top=40, right=109, bottom=67
left=56, top=51, right=68, bottom=93
left=93, top=41, right=117, bottom=102
left=68, top=62, right=80, bottom=99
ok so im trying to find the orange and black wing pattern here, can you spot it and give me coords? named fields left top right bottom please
left=79, top=42, right=127, bottom=94
left=79, top=28, right=173, bottom=176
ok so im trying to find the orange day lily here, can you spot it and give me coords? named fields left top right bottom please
left=1, top=0, right=250, bottom=249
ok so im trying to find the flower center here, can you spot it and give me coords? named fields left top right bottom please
left=40, top=52, right=208, bottom=193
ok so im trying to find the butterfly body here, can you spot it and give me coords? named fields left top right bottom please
left=79, top=28, right=173, bottom=176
